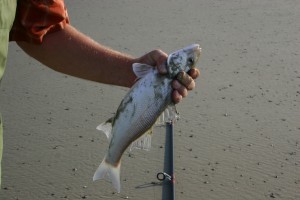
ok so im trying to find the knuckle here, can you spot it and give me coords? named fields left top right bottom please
left=152, top=49, right=166, bottom=58
left=187, top=79, right=195, bottom=90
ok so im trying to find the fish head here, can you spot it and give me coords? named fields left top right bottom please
left=167, top=44, right=201, bottom=78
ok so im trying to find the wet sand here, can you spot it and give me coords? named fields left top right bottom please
left=1, top=0, right=299, bottom=199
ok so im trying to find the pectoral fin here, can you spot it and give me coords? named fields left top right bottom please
left=156, top=104, right=180, bottom=125
left=132, top=63, right=154, bottom=78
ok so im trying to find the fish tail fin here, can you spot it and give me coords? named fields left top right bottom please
left=93, top=157, right=121, bottom=193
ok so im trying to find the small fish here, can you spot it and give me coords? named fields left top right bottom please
left=93, top=44, right=201, bottom=192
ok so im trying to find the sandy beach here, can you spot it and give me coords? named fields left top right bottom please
left=1, top=0, right=300, bottom=199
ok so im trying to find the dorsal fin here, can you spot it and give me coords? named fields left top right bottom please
left=96, top=117, right=113, bottom=140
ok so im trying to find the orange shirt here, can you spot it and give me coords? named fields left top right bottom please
left=9, top=0, right=70, bottom=44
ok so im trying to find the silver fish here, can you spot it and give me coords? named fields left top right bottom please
left=93, top=44, right=201, bottom=192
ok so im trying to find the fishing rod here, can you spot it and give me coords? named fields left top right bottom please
left=157, top=121, right=175, bottom=200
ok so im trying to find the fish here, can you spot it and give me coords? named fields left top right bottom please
left=93, top=44, right=201, bottom=192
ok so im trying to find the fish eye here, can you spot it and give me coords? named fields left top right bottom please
left=187, top=58, right=194, bottom=65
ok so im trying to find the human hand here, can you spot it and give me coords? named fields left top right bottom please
left=135, top=49, right=200, bottom=104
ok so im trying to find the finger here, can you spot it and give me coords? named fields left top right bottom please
left=150, top=50, right=168, bottom=74
left=172, top=80, right=188, bottom=97
left=188, top=68, right=200, bottom=80
left=157, top=60, right=168, bottom=74
left=177, top=71, right=195, bottom=90
left=172, top=90, right=183, bottom=104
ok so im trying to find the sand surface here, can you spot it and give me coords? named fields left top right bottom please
left=1, top=0, right=300, bottom=199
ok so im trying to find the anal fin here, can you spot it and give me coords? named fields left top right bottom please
left=130, top=129, right=153, bottom=151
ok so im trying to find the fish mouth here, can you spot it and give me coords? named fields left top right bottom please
left=187, top=44, right=201, bottom=65
left=182, top=44, right=201, bottom=58
left=183, top=44, right=201, bottom=52
left=188, top=44, right=200, bottom=50
left=168, top=44, right=201, bottom=62
left=191, top=44, right=201, bottom=57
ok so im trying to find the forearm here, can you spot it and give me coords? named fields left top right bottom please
left=17, top=24, right=136, bottom=87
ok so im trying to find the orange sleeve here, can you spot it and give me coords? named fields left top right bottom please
left=9, top=0, right=70, bottom=44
